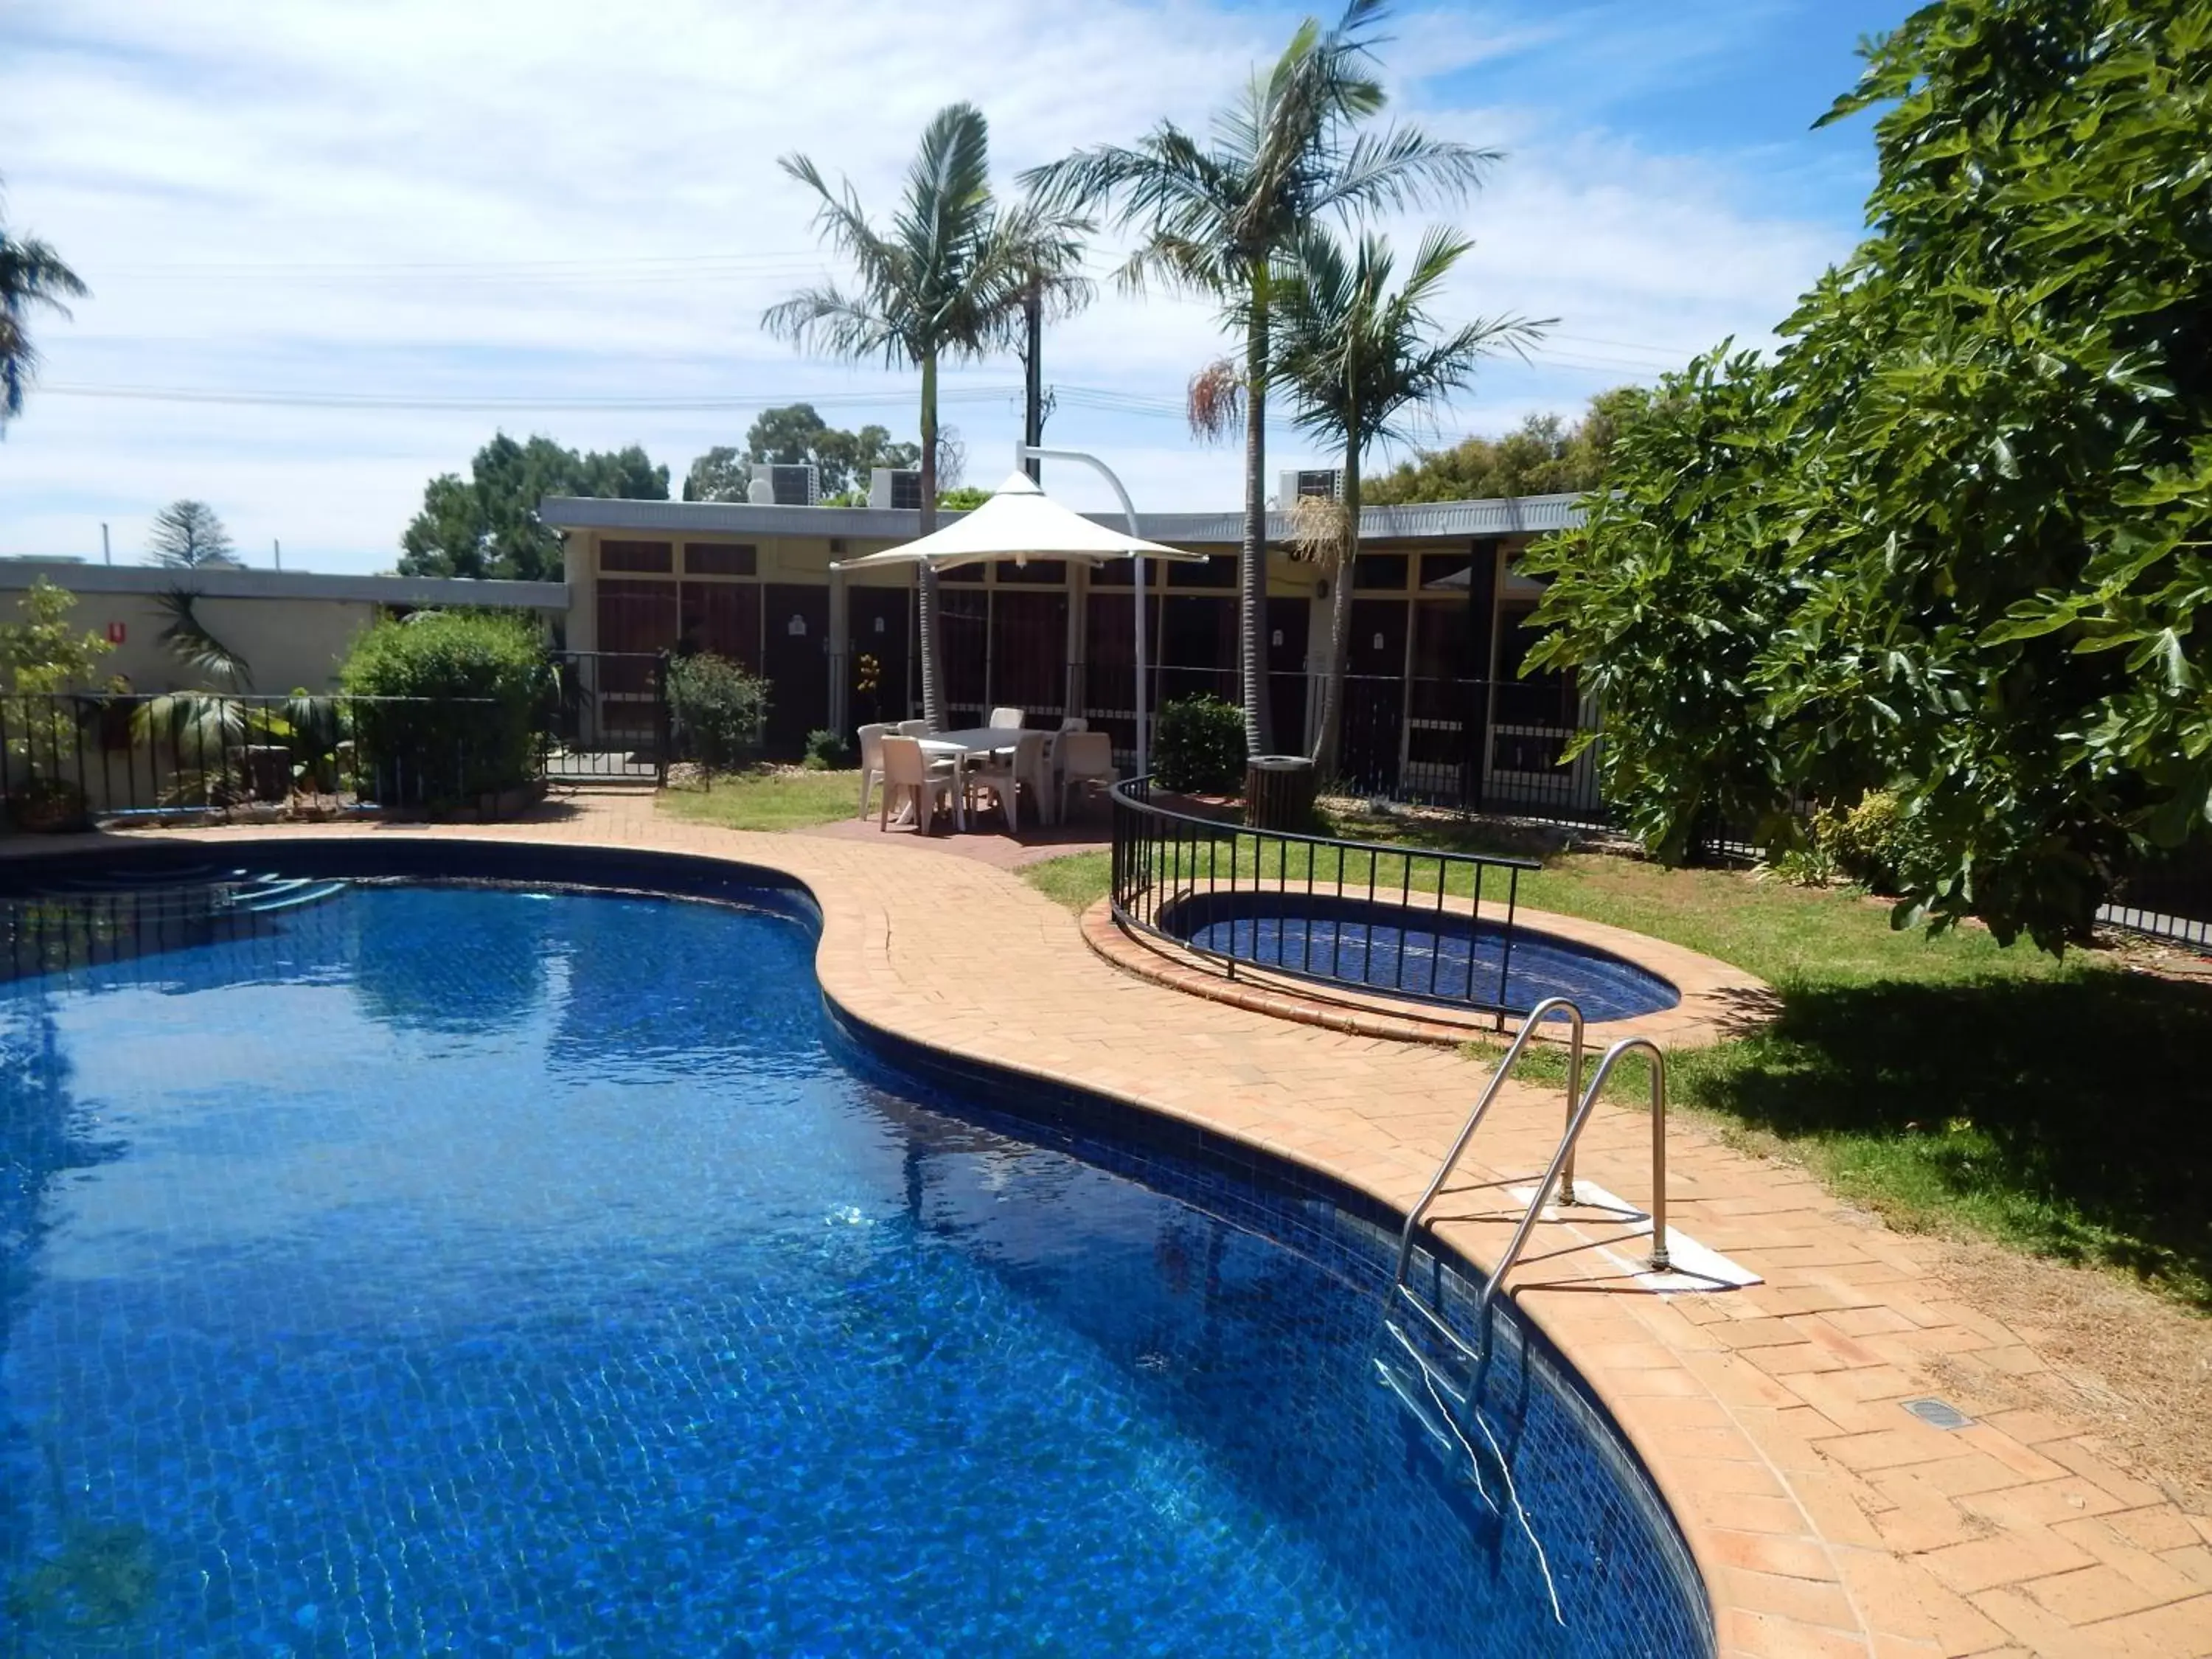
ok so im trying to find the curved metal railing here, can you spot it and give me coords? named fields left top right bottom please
left=1107, top=774, right=1542, bottom=1018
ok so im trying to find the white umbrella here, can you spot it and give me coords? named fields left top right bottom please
left=833, top=469, right=1205, bottom=773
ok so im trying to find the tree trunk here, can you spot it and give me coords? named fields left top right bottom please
left=1238, top=292, right=1273, bottom=757
left=917, top=349, right=945, bottom=730
left=1310, top=439, right=1362, bottom=783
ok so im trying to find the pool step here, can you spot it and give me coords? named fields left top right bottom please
left=16, top=868, right=352, bottom=919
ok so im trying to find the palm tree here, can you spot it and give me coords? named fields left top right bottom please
left=1024, top=0, right=1492, bottom=757
left=1271, top=227, right=1542, bottom=779
left=767, top=104, right=1088, bottom=728
left=0, top=187, right=88, bottom=428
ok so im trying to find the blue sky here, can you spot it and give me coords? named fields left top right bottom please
left=0, top=0, right=1908, bottom=574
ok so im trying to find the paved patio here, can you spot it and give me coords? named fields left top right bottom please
left=41, top=791, right=2212, bottom=1657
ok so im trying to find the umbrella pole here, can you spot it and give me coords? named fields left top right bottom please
left=1018, top=443, right=1152, bottom=778
left=1135, top=553, right=1148, bottom=779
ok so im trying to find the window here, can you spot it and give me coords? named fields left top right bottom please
left=1166, top=554, right=1237, bottom=589
left=1419, top=552, right=1472, bottom=592
left=1353, top=553, right=1408, bottom=591
left=600, top=540, right=672, bottom=574
left=684, top=543, right=757, bottom=577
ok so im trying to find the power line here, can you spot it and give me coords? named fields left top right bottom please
left=39, top=382, right=1026, bottom=413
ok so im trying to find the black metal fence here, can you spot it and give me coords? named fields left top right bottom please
left=1110, top=774, right=1541, bottom=1018
left=1077, top=666, right=1607, bottom=824
left=0, top=691, right=530, bottom=827
left=544, top=652, right=668, bottom=783
left=2104, top=848, right=2212, bottom=951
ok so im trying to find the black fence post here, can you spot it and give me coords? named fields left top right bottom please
left=654, top=651, right=673, bottom=788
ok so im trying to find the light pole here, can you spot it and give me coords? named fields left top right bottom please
left=1015, top=442, right=1155, bottom=779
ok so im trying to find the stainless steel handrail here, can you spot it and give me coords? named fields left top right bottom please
left=1392, top=996, right=1585, bottom=1291
left=1478, top=1037, right=1672, bottom=1325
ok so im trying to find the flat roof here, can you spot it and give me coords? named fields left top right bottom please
left=0, top=560, right=569, bottom=611
left=538, top=492, right=1588, bottom=544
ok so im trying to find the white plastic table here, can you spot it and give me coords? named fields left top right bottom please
left=917, top=728, right=1024, bottom=830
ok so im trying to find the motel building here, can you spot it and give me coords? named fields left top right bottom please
left=546, top=473, right=1599, bottom=816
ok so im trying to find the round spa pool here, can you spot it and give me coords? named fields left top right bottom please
left=1158, top=889, right=1682, bottom=1021
left=0, top=857, right=1708, bottom=1655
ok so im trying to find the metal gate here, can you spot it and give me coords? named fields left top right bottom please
left=543, top=652, right=667, bottom=783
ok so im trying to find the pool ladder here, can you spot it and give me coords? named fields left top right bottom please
left=1391, top=996, right=1672, bottom=1359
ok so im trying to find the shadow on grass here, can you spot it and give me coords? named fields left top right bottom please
left=1679, top=970, right=2212, bottom=1307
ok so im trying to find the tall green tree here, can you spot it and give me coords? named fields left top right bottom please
left=684, top=408, right=924, bottom=500
left=145, top=500, right=239, bottom=568
left=767, top=103, right=1087, bottom=727
left=1368, top=386, right=1649, bottom=504
left=0, top=186, right=86, bottom=428
left=1271, top=229, right=1539, bottom=776
left=1525, top=0, right=2212, bottom=951
left=400, top=434, right=668, bottom=580
left=1026, top=0, right=1490, bottom=757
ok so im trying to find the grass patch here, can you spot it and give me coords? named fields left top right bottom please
left=1025, top=813, right=2212, bottom=1309
left=658, top=768, right=858, bottom=833
left=1021, top=849, right=1111, bottom=913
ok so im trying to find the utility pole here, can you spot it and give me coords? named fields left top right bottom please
left=274, top=538, right=282, bottom=571
left=101, top=523, right=111, bottom=566
left=1021, top=278, right=1043, bottom=486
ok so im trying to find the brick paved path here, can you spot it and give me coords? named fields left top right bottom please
left=44, top=794, right=2212, bottom=1657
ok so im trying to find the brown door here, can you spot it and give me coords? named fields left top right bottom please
left=1340, top=598, right=1407, bottom=794
left=1082, top=588, right=1162, bottom=760
left=847, top=586, right=911, bottom=728
left=1158, top=594, right=1236, bottom=709
left=939, top=587, right=988, bottom=727
left=680, top=582, right=762, bottom=671
left=989, top=590, right=1068, bottom=722
left=1266, top=596, right=1308, bottom=755
left=596, top=580, right=678, bottom=695
left=762, top=584, right=830, bottom=758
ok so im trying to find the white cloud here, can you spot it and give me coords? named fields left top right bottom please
left=1, top=0, right=1862, bottom=571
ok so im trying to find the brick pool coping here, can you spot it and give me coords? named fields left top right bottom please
left=1081, top=890, right=1778, bottom=1051
left=18, top=803, right=2212, bottom=1657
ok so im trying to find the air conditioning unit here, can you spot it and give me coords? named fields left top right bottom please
left=751, top=463, right=819, bottom=506
left=869, top=467, right=925, bottom=511
left=1279, top=467, right=1343, bottom=507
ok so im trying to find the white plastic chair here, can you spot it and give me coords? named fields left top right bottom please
left=967, top=730, right=1048, bottom=832
left=896, top=718, right=933, bottom=737
left=877, top=735, right=962, bottom=833
left=1040, top=717, right=1088, bottom=788
left=855, top=723, right=890, bottom=819
left=1057, top=731, right=1117, bottom=819
left=988, top=706, right=1026, bottom=731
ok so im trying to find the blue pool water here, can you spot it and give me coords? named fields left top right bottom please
left=1163, top=891, right=1681, bottom=1020
left=0, top=877, right=1706, bottom=1655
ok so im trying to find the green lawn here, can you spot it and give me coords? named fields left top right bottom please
left=658, top=768, right=860, bottom=832
left=1020, top=816, right=2212, bottom=1311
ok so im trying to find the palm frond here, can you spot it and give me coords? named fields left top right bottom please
left=153, top=587, right=253, bottom=689
left=1288, top=492, right=1352, bottom=571
left=1270, top=224, right=1544, bottom=459
left=1311, top=126, right=1498, bottom=221
left=1187, top=358, right=1248, bottom=444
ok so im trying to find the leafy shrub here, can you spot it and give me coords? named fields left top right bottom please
left=1152, top=695, right=1246, bottom=794
left=802, top=728, right=849, bottom=770
left=341, top=611, right=548, bottom=807
left=1775, top=790, right=1930, bottom=893
left=1818, top=790, right=1929, bottom=893
left=665, top=653, right=768, bottom=773
left=0, top=580, right=116, bottom=813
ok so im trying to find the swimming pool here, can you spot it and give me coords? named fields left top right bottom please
left=1158, top=889, right=1683, bottom=1021
left=0, top=864, right=1708, bottom=1655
